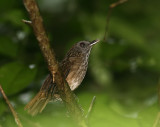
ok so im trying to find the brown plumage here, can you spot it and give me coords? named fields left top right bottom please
left=25, top=40, right=99, bottom=116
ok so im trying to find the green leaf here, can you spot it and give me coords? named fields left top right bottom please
left=0, top=37, right=18, bottom=58
left=90, top=43, right=112, bottom=86
left=138, top=104, right=158, bottom=127
left=79, top=93, right=139, bottom=127
left=2, top=10, right=24, bottom=27
left=0, top=102, right=7, bottom=115
left=0, top=62, right=37, bottom=96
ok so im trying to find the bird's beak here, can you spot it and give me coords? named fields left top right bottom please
left=90, top=39, right=100, bottom=46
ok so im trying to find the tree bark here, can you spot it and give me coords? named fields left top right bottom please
left=23, top=0, right=87, bottom=126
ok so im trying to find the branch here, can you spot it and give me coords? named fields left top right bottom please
left=103, top=0, right=128, bottom=41
left=23, top=0, right=87, bottom=126
left=158, top=80, right=160, bottom=105
left=152, top=112, right=160, bottom=127
left=22, top=19, right=32, bottom=26
left=153, top=80, right=160, bottom=127
left=0, top=85, right=23, bottom=127
left=85, top=96, right=96, bottom=123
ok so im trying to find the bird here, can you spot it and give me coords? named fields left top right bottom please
left=25, top=40, right=99, bottom=116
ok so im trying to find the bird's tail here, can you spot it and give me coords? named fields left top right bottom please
left=24, top=91, right=51, bottom=116
left=24, top=75, right=58, bottom=116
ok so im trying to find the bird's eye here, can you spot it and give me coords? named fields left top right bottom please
left=80, top=42, right=85, bottom=48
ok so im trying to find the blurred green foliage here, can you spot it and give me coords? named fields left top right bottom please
left=0, top=62, right=37, bottom=95
left=0, top=0, right=160, bottom=127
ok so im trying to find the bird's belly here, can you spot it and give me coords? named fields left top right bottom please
left=66, top=63, right=88, bottom=91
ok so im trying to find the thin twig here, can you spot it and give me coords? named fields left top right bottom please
left=85, top=96, right=96, bottom=120
left=22, top=0, right=87, bottom=127
left=153, top=80, right=160, bottom=127
left=22, top=19, right=32, bottom=26
left=0, top=85, right=23, bottom=127
left=152, top=112, right=160, bottom=127
left=103, top=0, right=127, bottom=41
left=157, top=79, right=160, bottom=105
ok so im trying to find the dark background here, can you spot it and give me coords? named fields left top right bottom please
left=0, top=0, right=160, bottom=127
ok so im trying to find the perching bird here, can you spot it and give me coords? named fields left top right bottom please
left=25, top=40, right=99, bottom=116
